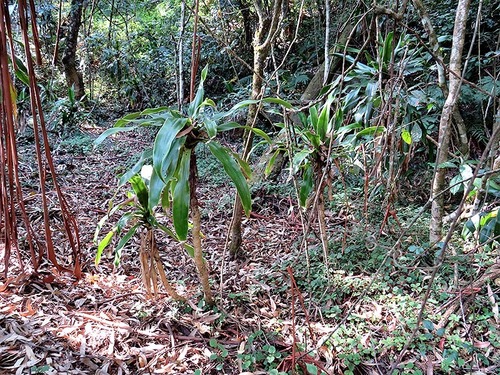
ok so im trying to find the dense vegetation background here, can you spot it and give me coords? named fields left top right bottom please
left=0, top=0, right=499, bottom=374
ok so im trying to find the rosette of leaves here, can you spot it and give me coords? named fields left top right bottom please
left=95, top=66, right=270, bottom=305
left=94, top=172, right=185, bottom=300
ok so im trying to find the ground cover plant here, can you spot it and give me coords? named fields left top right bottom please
left=1, top=0, right=499, bottom=374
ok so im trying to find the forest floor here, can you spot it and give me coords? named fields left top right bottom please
left=1, top=122, right=500, bottom=375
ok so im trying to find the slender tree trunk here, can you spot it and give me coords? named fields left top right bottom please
left=235, top=0, right=253, bottom=47
left=412, top=0, right=469, bottom=156
left=62, top=0, right=85, bottom=99
left=301, top=22, right=354, bottom=101
left=323, top=0, right=331, bottom=84
left=228, top=0, right=284, bottom=258
left=228, top=45, right=267, bottom=257
left=177, top=0, right=186, bottom=109
left=429, top=0, right=471, bottom=244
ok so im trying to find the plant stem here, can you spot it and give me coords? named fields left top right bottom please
left=190, top=152, right=214, bottom=305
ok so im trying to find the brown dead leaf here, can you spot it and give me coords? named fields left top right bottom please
left=473, top=341, right=491, bottom=349
left=20, top=299, right=36, bottom=317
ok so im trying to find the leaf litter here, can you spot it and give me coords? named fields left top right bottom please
left=1, top=127, right=499, bottom=374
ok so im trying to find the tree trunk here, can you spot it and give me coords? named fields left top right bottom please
left=429, top=0, right=471, bottom=244
left=301, top=22, right=354, bottom=101
left=177, top=0, right=186, bottom=109
left=62, top=0, right=85, bottom=100
left=412, top=0, right=469, bottom=156
left=228, top=43, right=267, bottom=258
left=228, top=0, right=284, bottom=258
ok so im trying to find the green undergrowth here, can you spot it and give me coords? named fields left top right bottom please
left=246, top=202, right=500, bottom=374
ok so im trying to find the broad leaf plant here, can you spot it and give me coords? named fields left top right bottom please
left=94, top=66, right=267, bottom=304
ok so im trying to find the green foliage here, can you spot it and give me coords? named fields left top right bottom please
left=94, top=66, right=272, bottom=260
left=93, top=169, right=179, bottom=267
left=48, top=86, right=87, bottom=134
left=57, top=132, right=94, bottom=155
left=209, top=331, right=288, bottom=373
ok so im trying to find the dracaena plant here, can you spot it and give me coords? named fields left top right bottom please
left=94, top=66, right=269, bottom=305
left=93, top=172, right=186, bottom=301
left=270, top=91, right=382, bottom=266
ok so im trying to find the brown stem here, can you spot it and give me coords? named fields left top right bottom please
left=190, top=152, right=214, bottom=305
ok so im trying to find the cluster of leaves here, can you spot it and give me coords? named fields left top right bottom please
left=94, top=67, right=258, bottom=262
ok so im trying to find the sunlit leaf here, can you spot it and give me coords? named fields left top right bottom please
left=94, top=126, right=138, bottom=147
left=401, top=129, right=412, bottom=144
left=95, top=230, right=115, bottom=265
left=129, top=175, right=149, bottom=210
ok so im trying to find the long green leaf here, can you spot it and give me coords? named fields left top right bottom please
left=382, top=31, right=394, bottom=67
left=153, top=117, right=188, bottom=176
left=113, top=107, right=169, bottom=128
left=161, top=182, right=172, bottom=211
left=188, top=74, right=206, bottom=118
left=116, top=212, right=134, bottom=234
left=217, top=123, right=272, bottom=144
left=96, top=230, right=115, bottom=265
left=160, top=138, right=186, bottom=184
left=265, top=149, right=281, bottom=177
left=262, top=97, right=293, bottom=109
left=173, top=149, right=191, bottom=240
left=204, top=118, right=218, bottom=138
left=153, top=219, right=178, bottom=240
left=119, top=149, right=153, bottom=187
left=299, top=163, right=314, bottom=207
left=182, top=242, right=195, bottom=258
left=317, top=103, right=330, bottom=140
left=356, top=126, right=386, bottom=139
left=148, top=167, right=165, bottom=210
left=309, top=106, right=319, bottom=134
left=94, top=126, right=138, bottom=147
left=93, top=203, right=123, bottom=243
left=208, top=142, right=251, bottom=216
left=227, top=99, right=260, bottom=112
left=114, top=223, right=141, bottom=266
left=292, top=149, right=313, bottom=172
left=129, top=175, right=149, bottom=210
left=217, top=122, right=242, bottom=132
